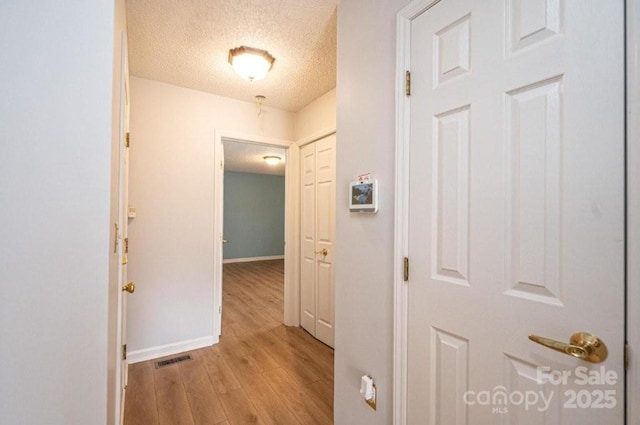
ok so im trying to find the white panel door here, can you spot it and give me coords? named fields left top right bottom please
left=117, top=30, right=131, bottom=425
left=314, top=135, right=336, bottom=347
left=300, top=134, right=336, bottom=347
left=300, top=142, right=317, bottom=335
left=407, top=1, right=625, bottom=424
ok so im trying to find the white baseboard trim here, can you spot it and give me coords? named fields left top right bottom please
left=127, top=336, right=217, bottom=364
left=223, top=255, right=284, bottom=264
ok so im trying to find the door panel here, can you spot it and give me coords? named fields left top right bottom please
left=433, top=105, right=469, bottom=286
left=505, top=77, right=563, bottom=305
left=299, top=135, right=336, bottom=347
left=315, top=135, right=335, bottom=347
left=316, top=261, right=334, bottom=345
left=407, top=0, right=625, bottom=423
left=300, top=144, right=316, bottom=334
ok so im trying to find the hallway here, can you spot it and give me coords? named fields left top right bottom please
left=124, top=260, right=334, bottom=425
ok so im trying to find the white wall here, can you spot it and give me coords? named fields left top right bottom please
left=294, top=88, right=337, bottom=142
left=127, top=77, right=294, bottom=357
left=0, top=1, right=122, bottom=424
left=335, top=1, right=411, bottom=423
left=627, top=0, right=640, bottom=419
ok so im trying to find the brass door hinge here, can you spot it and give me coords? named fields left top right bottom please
left=403, top=257, right=409, bottom=282
left=122, top=344, right=127, bottom=361
left=405, top=71, right=411, bottom=96
left=122, top=237, right=129, bottom=264
left=113, top=223, right=119, bottom=254
left=125, top=132, right=130, bottom=148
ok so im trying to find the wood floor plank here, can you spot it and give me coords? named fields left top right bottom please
left=218, top=387, right=262, bottom=425
left=233, top=332, right=280, bottom=373
left=217, top=332, right=264, bottom=382
left=263, top=368, right=333, bottom=425
left=179, top=358, right=227, bottom=425
left=252, top=330, right=323, bottom=384
left=200, top=346, right=242, bottom=395
left=260, top=303, right=283, bottom=324
left=220, top=311, right=256, bottom=340
left=305, top=378, right=334, bottom=413
left=271, top=326, right=334, bottom=382
left=124, top=365, right=159, bottom=425
left=154, top=365, right=195, bottom=425
left=240, top=373, right=301, bottom=425
left=268, top=327, right=332, bottom=383
left=128, top=359, right=153, bottom=372
left=228, top=306, right=276, bottom=337
left=225, top=353, right=264, bottom=382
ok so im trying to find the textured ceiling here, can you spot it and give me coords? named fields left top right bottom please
left=223, top=140, right=286, bottom=176
left=126, top=0, right=337, bottom=112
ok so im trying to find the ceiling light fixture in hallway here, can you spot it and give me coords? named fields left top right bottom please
left=228, top=46, right=275, bottom=81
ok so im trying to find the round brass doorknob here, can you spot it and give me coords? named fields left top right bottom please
left=122, top=282, right=136, bottom=294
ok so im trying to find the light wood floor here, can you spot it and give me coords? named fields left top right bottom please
left=124, top=260, right=334, bottom=425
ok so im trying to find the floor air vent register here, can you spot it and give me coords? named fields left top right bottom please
left=154, top=355, right=192, bottom=369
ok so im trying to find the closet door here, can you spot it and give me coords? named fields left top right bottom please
left=300, top=134, right=336, bottom=347
left=300, top=142, right=317, bottom=336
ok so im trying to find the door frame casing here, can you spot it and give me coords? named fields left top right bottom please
left=392, top=1, right=638, bottom=424
left=393, top=3, right=440, bottom=425
left=213, top=130, right=300, bottom=340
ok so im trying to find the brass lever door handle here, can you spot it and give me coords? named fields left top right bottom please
left=122, top=282, right=136, bottom=294
left=528, top=332, right=607, bottom=363
left=314, top=248, right=328, bottom=256
left=222, top=239, right=228, bottom=244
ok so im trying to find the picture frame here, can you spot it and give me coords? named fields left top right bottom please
left=349, top=179, right=378, bottom=213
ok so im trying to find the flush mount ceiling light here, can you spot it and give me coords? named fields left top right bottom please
left=229, top=46, right=275, bottom=81
left=263, top=156, right=281, bottom=166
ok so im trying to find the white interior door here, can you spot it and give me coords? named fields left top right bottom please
left=406, top=1, right=625, bottom=423
left=300, top=134, right=336, bottom=347
left=313, top=135, right=336, bottom=347
left=300, top=142, right=317, bottom=335
left=116, top=30, right=131, bottom=425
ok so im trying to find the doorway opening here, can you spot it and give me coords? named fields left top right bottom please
left=213, top=132, right=300, bottom=341
left=221, top=139, right=287, bottom=334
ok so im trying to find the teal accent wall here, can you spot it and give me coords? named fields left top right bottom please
left=223, top=171, right=285, bottom=260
